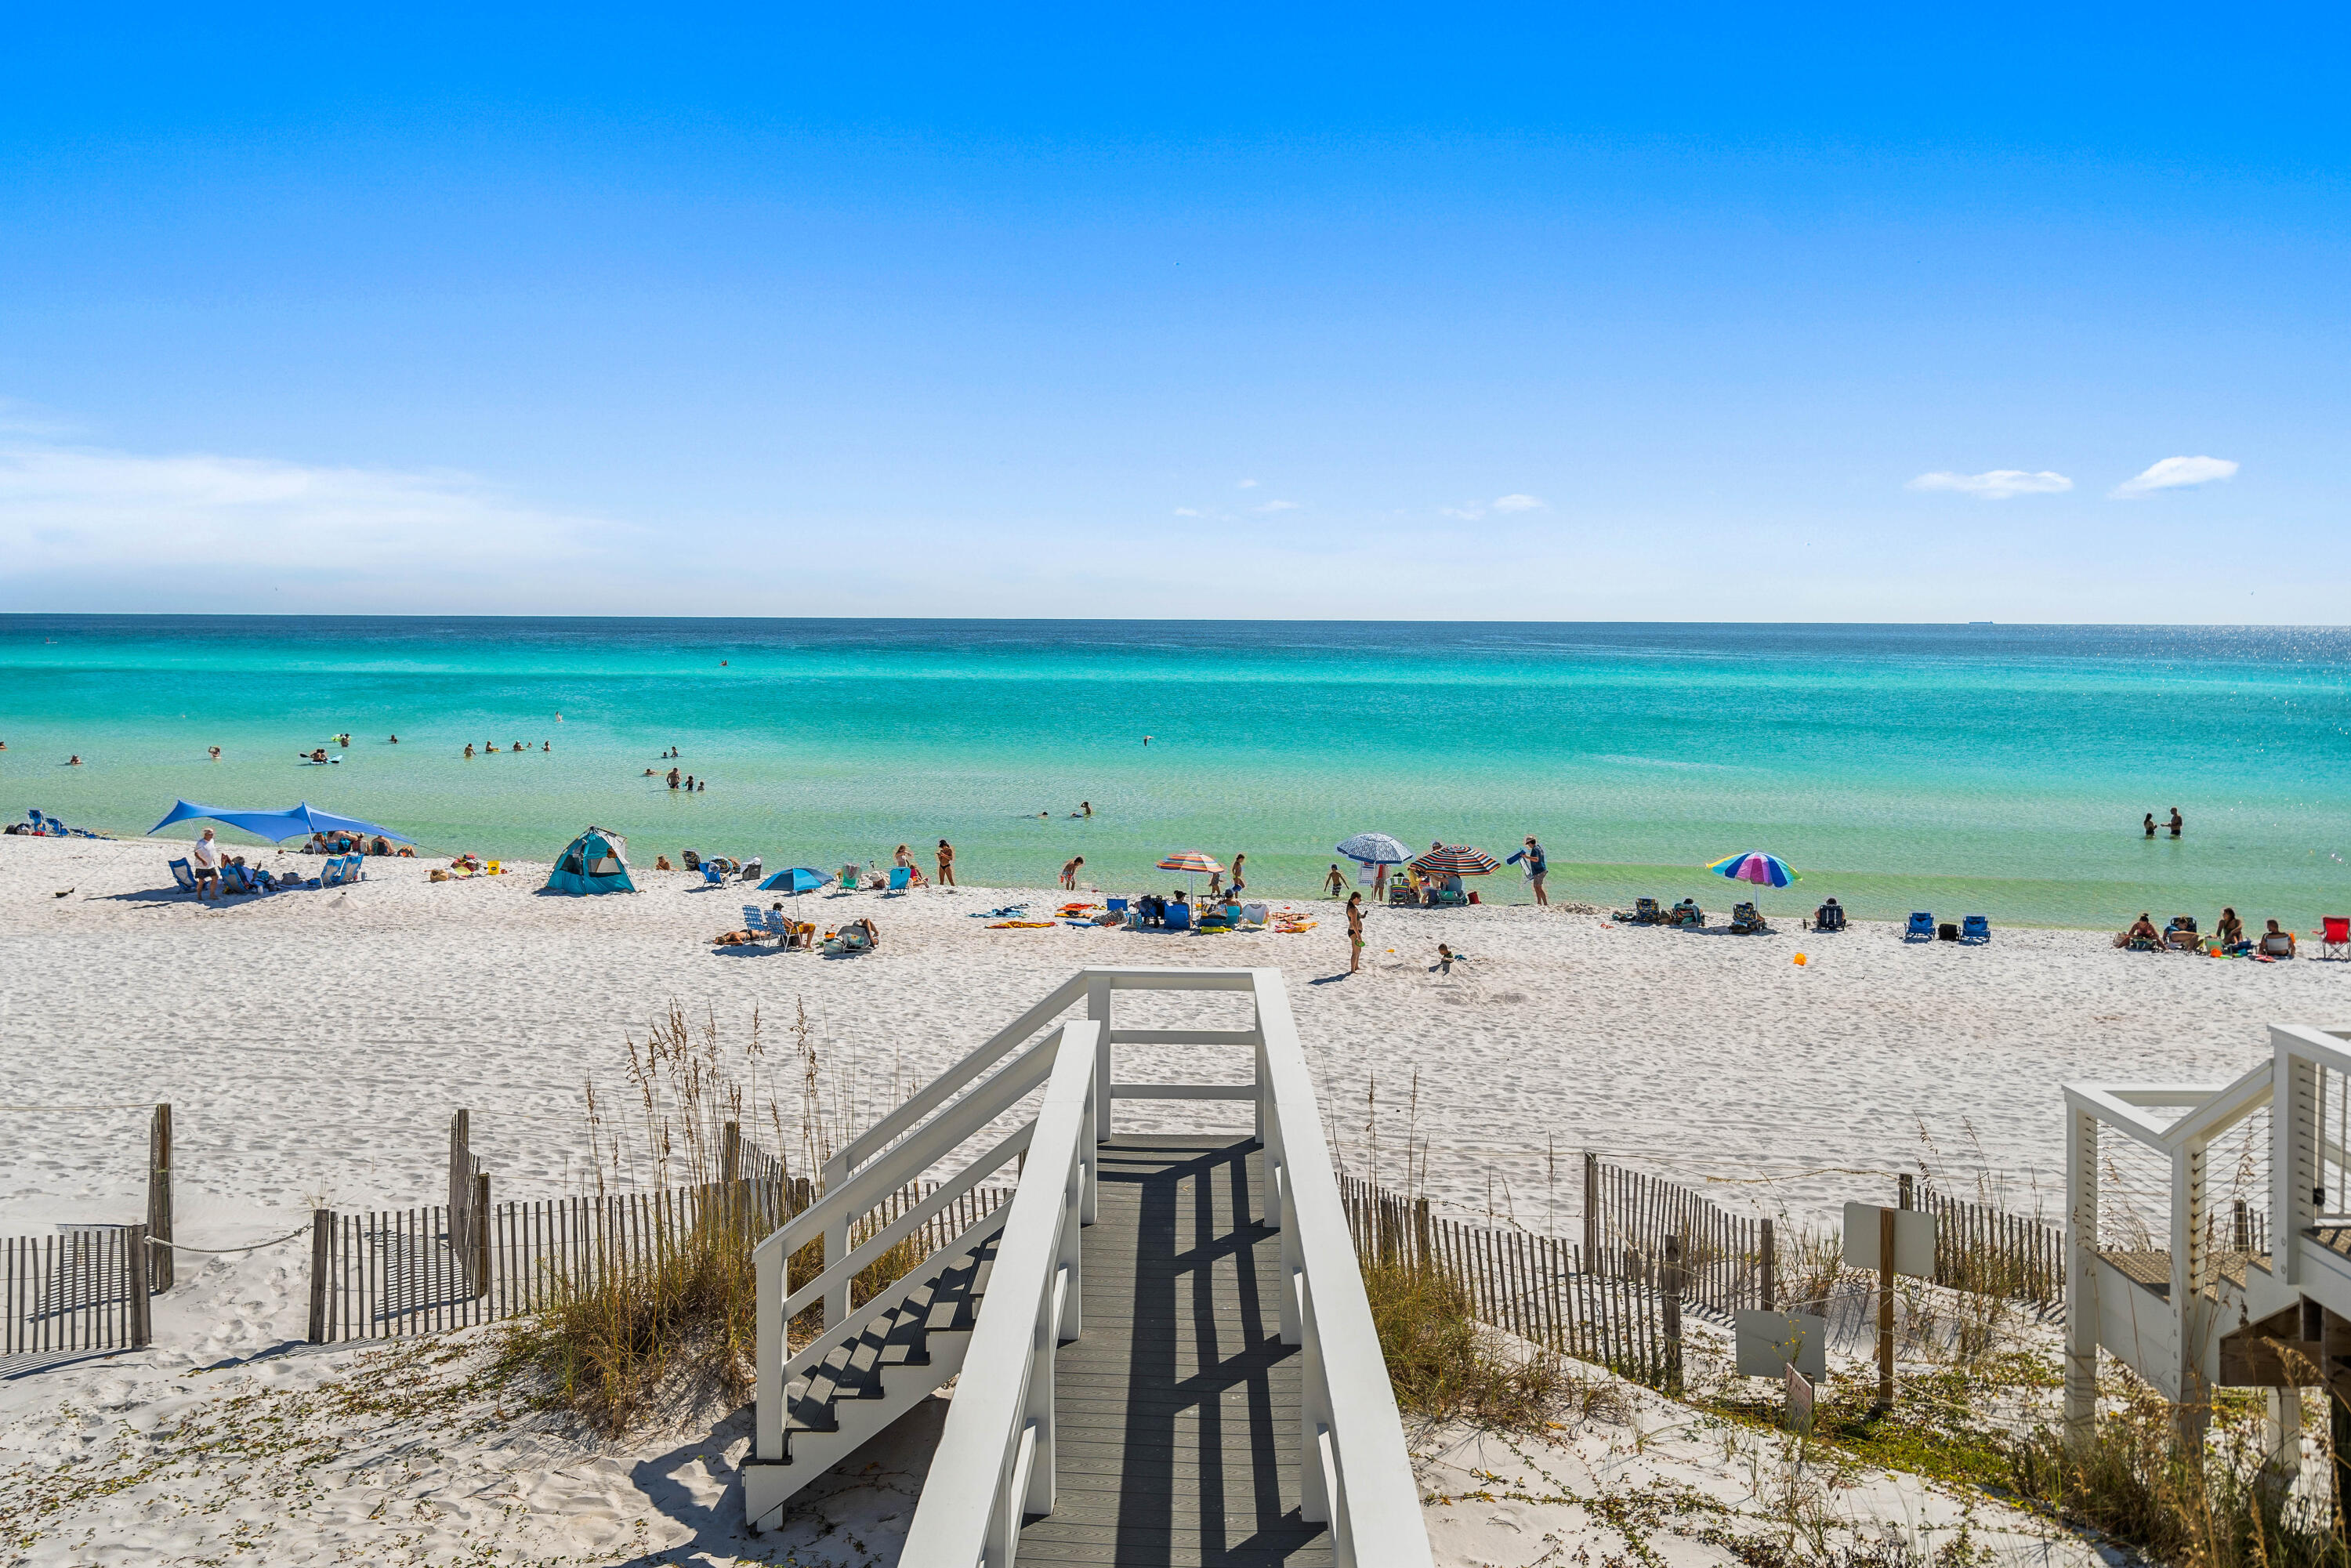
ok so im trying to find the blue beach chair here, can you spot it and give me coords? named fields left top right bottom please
left=168, top=857, right=197, bottom=894
left=1904, top=912, right=1935, bottom=942
left=1962, top=914, right=1991, bottom=943
left=1164, top=901, right=1194, bottom=932
left=763, top=909, right=795, bottom=947
left=742, top=904, right=768, bottom=943
left=703, top=861, right=725, bottom=887
left=888, top=867, right=911, bottom=893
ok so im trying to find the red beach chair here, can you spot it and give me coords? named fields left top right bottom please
left=2324, top=916, right=2349, bottom=961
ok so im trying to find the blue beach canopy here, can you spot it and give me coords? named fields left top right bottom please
left=149, top=799, right=415, bottom=845
left=758, top=866, right=829, bottom=893
left=547, top=827, right=636, bottom=895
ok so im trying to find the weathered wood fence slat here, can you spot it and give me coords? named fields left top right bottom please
left=2, top=1225, right=153, bottom=1355
left=315, top=1175, right=1012, bottom=1344
left=1339, top=1172, right=1683, bottom=1392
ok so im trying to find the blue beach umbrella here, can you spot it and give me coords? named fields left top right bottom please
left=758, top=867, right=830, bottom=894
left=1705, top=850, right=1797, bottom=889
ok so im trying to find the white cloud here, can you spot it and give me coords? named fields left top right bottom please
left=1235, top=478, right=1259, bottom=489
left=1440, top=505, right=1485, bottom=521
left=2110, top=455, right=2239, bottom=499
left=1491, top=494, right=1544, bottom=512
left=1252, top=499, right=1299, bottom=513
left=1906, top=469, right=2074, bottom=500
left=0, top=439, right=640, bottom=608
left=1172, top=506, right=1201, bottom=516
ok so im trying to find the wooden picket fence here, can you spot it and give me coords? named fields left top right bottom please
left=1914, top=1182, right=2067, bottom=1309
left=1340, top=1173, right=1683, bottom=1390
left=3, top=1226, right=153, bottom=1355
left=1585, top=1153, right=1774, bottom=1315
left=310, top=1173, right=1010, bottom=1344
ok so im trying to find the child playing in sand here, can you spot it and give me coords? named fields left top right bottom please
left=1434, top=943, right=1469, bottom=975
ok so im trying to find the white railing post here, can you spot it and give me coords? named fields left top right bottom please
left=1060, top=1145, right=1085, bottom=1341
left=1276, top=1124, right=1301, bottom=1344
left=1080, top=1085, right=1099, bottom=1226
left=1297, top=1272, right=1332, bottom=1526
left=820, top=1150, right=850, bottom=1330
left=2063, top=1104, right=2099, bottom=1451
left=1252, top=1022, right=1269, bottom=1151
left=1087, top=972, right=1112, bottom=1143
left=754, top=1229, right=785, bottom=1465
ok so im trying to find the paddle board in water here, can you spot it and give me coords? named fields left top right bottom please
left=296, top=755, right=341, bottom=764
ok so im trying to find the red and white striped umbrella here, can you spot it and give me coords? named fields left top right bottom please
left=1409, top=844, right=1502, bottom=876
left=1156, top=850, right=1224, bottom=875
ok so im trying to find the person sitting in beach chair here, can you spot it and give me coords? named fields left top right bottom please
left=2119, top=913, right=2163, bottom=951
left=1730, top=901, right=1768, bottom=934
left=1667, top=898, right=1704, bottom=929
left=681, top=849, right=701, bottom=871
left=2164, top=915, right=2199, bottom=951
left=1633, top=896, right=1662, bottom=925
left=2215, top=907, right=2247, bottom=953
left=2260, top=919, right=2296, bottom=958
left=1809, top=897, right=1846, bottom=932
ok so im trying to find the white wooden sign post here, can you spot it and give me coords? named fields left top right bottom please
left=1842, top=1200, right=1935, bottom=1410
left=1735, top=1306, right=1828, bottom=1431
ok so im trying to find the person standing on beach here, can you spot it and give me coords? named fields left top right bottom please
left=1060, top=856, right=1085, bottom=889
left=2168, top=807, right=2183, bottom=838
left=1521, top=836, right=1549, bottom=905
left=1346, top=892, right=1365, bottom=973
left=1229, top=853, right=1247, bottom=897
left=936, top=839, right=957, bottom=886
left=1324, top=864, right=1346, bottom=897
left=190, top=827, right=222, bottom=899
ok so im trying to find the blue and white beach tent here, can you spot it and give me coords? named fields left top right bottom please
left=547, top=826, right=636, bottom=895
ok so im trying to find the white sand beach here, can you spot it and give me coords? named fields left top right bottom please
left=1, top=831, right=2334, bottom=1563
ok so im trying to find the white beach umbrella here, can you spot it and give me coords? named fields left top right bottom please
left=1335, top=831, right=1410, bottom=865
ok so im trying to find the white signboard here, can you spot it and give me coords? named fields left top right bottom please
left=1784, top=1363, right=1815, bottom=1432
left=1842, top=1203, right=1936, bottom=1278
left=1734, top=1308, right=1828, bottom=1382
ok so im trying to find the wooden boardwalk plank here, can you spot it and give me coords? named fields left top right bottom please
left=1023, top=1135, right=1331, bottom=1567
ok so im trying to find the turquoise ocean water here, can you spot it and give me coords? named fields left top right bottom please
left=5, top=615, right=2349, bottom=929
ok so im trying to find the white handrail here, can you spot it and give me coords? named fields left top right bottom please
left=899, top=1018, right=1099, bottom=1567
left=752, top=1026, right=1067, bottom=1474
left=1252, top=967, right=1432, bottom=1568
left=893, top=965, right=1432, bottom=1568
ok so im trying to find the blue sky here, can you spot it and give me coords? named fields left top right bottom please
left=2, top=5, right=2343, bottom=619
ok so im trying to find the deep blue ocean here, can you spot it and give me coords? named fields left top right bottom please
left=5, top=615, right=2349, bottom=927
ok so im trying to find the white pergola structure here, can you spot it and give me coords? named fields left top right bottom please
left=2065, top=1024, right=2351, bottom=1479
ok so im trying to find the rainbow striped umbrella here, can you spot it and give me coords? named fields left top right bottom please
left=1706, top=850, right=1798, bottom=888
left=1409, top=844, right=1502, bottom=876
left=1156, top=850, right=1224, bottom=875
